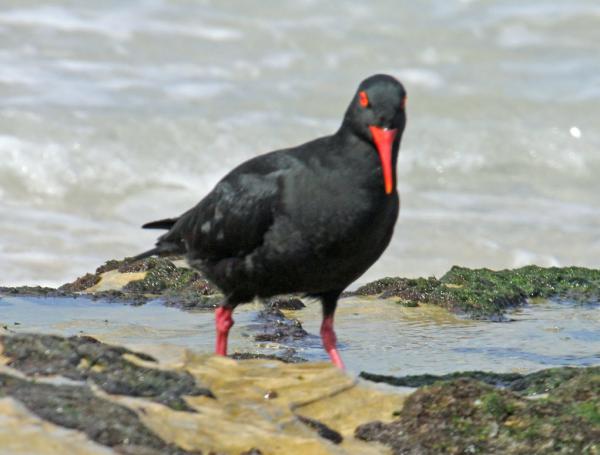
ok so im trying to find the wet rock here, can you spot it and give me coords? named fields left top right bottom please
left=1, top=333, right=213, bottom=411
left=265, top=297, right=306, bottom=310
left=297, top=415, right=343, bottom=444
left=360, top=366, right=600, bottom=394
left=253, top=306, right=308, bottom=342
left=98, top=257, right=220, bottom=308
left=94, top=256, right=181, bottom=274
left=122, top=258, right=211, bottom=295
left=119, top=257, right=180, bottom=273
left=0, top=373, right=200, bottom=455
left=501, top=365, right=600, bottom=395
left=0, top=285, right=73, bottom=298
left=2, top=256, right=222, bottom=308
left=162, top=293, right=222, bottom=310
left=360, top=367, right=600, bottom=394
left=231, top=350, right=307, bottom=364
left=7, top=263, right=599, bottom=320
left=397, top=299, right=419, bottom=307
left=1, top=332, right=408, bottom=454
left=95, top=258, right=129, bottom=274
left=356, top=368, right=600, bottom=454
left=90, top=289, right=148, bottom=306
left=360, top=370, right=525, bottom=389
left=58, top=273, right=101, bottom=292
left=352, top=265, right=600, bottom=318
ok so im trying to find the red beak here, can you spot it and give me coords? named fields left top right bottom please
left=369, top=126, right=398, bottom=195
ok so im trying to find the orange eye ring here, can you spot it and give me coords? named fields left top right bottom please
left=359, top=91, right=369, bottom=108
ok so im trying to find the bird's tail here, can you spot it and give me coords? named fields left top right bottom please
left=142, top=217, right=179, bottom=230
left=134, top=216, right=185, bottom=260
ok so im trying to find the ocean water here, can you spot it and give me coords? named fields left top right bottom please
left=2, top=296, right=599, bottom=376
left=0, top=0, right=599, bottom=287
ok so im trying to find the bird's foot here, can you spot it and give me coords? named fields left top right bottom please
left=320, top=315, right=346, bottom=370
left=215, top=306, right=234, bottom=356
left=326, top=348, right=346, bottom=370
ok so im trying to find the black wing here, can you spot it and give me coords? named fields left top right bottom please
left=146, top=151, right=295, bottom=262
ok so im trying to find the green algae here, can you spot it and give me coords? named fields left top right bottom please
left=1, top=333, right=213, bottom=411
left=7, top=262, right=598, bottom=318
left=266, top=296, right=306, bottom=310
left=396, top=299, right=419, bottom=308
left=123, top=258, right=199, bottom=293
left=356, top=367, right=600, bottom=454
left=296, top=415, right=343, bottom=444
left=99, top=257, right=221, bottom=308
left=481, top=390, right=515, bottom=420
left=94, top=255, right=175, bottom=274
left=0, top=373, right=200, bottom=455
left=360, top=366, right=600, bottom=395
left=0, top=285, right=73, bottom=298
left=360, top=370, right=524, bottom=389
left=58, top=273, right=101, bottom=293
left=231, top=350, right=307, bottom=364
left=354, top=265, right=600, bottom=318
left=0, top=256, right=222, bottom=308
left=253, top=306, right=308, bottom=342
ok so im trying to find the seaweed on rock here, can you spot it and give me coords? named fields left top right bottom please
left=356, top=367, right=600, bottom=454
left=353, top=265, right=600, bottom=318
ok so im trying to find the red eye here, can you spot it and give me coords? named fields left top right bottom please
left=359, top=91, right=369, bottom=108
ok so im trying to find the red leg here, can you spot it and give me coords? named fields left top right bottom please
left=215, top=306, right=234, bottom=356
left=320, top=314, right=345, bottom=370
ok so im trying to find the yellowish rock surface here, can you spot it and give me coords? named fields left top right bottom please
left=85, top=270, right=148, bottom=292
left=0, top=398, right=113, bottom=455
left=1, top=334, right=407, bottom=455
left=130, top=353, right=405, bottom=454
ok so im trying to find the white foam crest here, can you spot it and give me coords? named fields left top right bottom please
left=141, top=19, right=243, bottom=41
left=0, top=135, right=72, bottom=197
left=165, top=81, right=232, bottom=101
left=261, top=52, right=301, bottom=70
left=0, top=135, right=147, bottom=202
left=496, top=24, right=546, bottom=48
left=487, top=2, right=600, bottom=23
left=393, top=68, right=445, bottom=89
left=0, top=6, right=135, bottom=40
left=0, top=63, right=40, bottom=86
left=0, top=5, right=243, bottom=43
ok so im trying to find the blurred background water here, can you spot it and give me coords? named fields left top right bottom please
left=0, top=0, right=599, bottom=287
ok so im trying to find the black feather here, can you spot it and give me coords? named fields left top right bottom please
left=142, top=218, right=179, bottom=230
left=137, top=74, right=407, bottom=305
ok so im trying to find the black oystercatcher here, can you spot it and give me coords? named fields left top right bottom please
left=136, top=74, right=407, bottom=369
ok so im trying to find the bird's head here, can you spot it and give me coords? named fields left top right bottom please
left=342, top=74, right=407, bottom=194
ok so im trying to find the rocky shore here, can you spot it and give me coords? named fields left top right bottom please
left=1, top=257, right=599, bottom=454
left=0, top=332, right=598, bottom=454
left=4, top=256, right=599, bottom=318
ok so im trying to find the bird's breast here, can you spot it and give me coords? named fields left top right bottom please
left=284, top=166, right=399, bottom=252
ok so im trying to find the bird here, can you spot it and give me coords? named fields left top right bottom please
left=136, top=74, right=407, bottom=369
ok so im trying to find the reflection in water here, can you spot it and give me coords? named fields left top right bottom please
left=1, top=296, right=598, bottom=376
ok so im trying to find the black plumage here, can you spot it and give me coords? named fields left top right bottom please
left=137, top=74, right=407, bottom=368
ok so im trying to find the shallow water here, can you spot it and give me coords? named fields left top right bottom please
left=2, top=295, right=598, bottom=376
left=1, top=1, right=599, bottom=287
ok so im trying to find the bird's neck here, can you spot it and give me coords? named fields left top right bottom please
left=333, top=128, right=401, bottom=193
